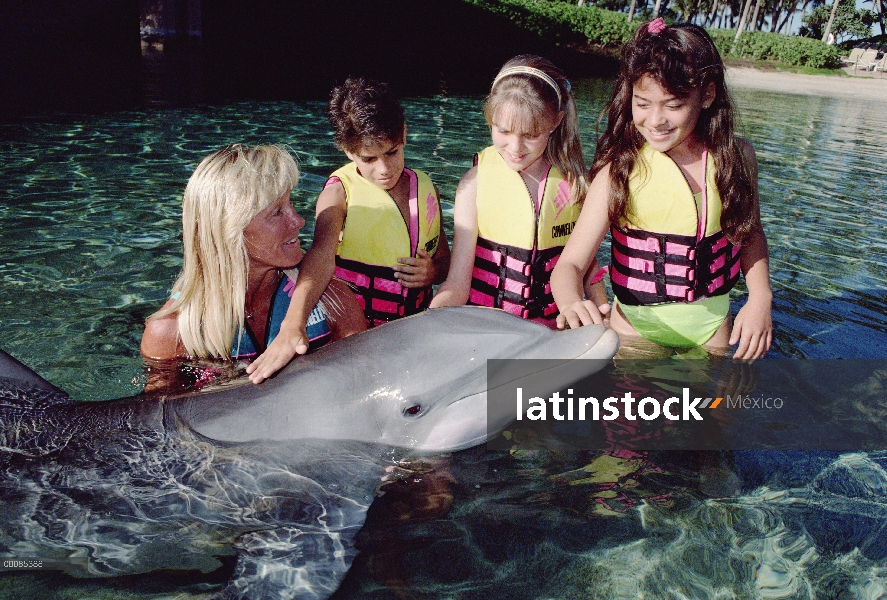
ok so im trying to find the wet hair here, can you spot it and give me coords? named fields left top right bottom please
left=148, top=144, right=300, bottom=358
left=328, top=77, right=406, bottom=153
left=484, top=55, right=587, bottom=203
left=592, top=22, right=760, bottom=244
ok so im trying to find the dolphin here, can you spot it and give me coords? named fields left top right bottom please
left=0, top=306, right=618, bottom=599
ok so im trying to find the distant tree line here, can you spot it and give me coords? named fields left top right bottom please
left=573, top=0, right=882, bottom=40
left=467, top=0, right=885, bottom=68
left=482, top=0, right=883, bottom=44
left=465, top=0, right=887, bottom=67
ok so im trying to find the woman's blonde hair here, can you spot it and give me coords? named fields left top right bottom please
left=484, top=55, right=587, bottom=204
left=149, top=144, right=299, bottom=358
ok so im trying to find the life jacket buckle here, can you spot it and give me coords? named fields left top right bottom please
left=646, top=236, right=661, bottom=253
left=544, top=255, right=559, bottom=272
left=685, top=289, right=696, bottom=302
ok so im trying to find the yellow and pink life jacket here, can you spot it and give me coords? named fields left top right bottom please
left=610, top=144, right=741, bottom=306
left=329, top=163, right=442, bottom=327
left=469, top=146, right=581, bottom=328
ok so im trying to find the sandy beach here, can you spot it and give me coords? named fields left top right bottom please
left=726, top=66, right=887, bottom=103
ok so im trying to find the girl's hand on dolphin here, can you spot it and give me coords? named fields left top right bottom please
left=556, top=300, right=610, bottom=330
left=246, top=323, right=308, bottom=384
left=393, top=249, right=435, bottom=288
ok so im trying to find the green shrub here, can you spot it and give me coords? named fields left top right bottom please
left=463, top=0, right=638, bottom=46
left=465, top=1, right=843, bottom=69
left=708, top=29, right=843, bottom=69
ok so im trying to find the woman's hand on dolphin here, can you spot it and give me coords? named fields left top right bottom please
left=246, top=322, right=309, bottom=383
left=393, top=248, right=436, bottom=288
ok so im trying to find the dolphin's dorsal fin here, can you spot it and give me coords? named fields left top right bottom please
left=0, top=348, right=65, bottom=395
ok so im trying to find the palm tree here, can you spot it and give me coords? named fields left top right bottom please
left=732, top=0, right=754, bottom=50
left=704, top=0, right=721, bottom=27
left=863, top=0, right=885, bottom=34
left=821, top=0, right=841, bottom=42
left=749, top=0, right=764, bottom=30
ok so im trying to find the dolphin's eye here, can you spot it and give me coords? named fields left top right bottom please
left=404, top=404, right=422, bottom=416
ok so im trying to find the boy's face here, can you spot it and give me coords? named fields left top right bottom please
left=345, top=133, right=406, bottom=191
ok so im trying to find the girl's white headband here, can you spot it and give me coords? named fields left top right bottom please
left=492, top=66, right=568, bottom=110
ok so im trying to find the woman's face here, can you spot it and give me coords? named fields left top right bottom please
left=243, top=189, right=306, bottom=269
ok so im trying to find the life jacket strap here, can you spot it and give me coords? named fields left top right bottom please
left=610, top=226, right=741, bottom=306
left=469, top=237, right=560, bottom=319
left=335, top=257, right=432, bottom=327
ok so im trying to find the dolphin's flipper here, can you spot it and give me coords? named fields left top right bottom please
left=0, top=348, right=66, bottom=397
left=0, top=349, right=71, bottom=423
left=223, top=526, right=361, bottom=600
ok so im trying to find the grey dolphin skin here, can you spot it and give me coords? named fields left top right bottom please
left=0, top=306, right=618, bottom=599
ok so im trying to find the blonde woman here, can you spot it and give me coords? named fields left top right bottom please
left=141, top=144, right=364, bottom=373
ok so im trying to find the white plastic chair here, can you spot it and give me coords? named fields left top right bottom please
left=841, top=45, right=867, bottom=67
left=853, top=47, right=881, bottom=73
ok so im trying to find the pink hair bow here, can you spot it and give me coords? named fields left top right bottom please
left=647, top=17, right=666, bottom=34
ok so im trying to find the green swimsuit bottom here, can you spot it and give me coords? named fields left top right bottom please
left=615, top=293, right=729, bottom=348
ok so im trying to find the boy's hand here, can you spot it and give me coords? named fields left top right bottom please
left=393, top=249, right=435, bottom=288
left=246, top=322, right=309, bottom=383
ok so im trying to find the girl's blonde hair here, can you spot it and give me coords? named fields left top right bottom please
left=484, top=55, right=587, bottom=204
left=148, top=144, right=299, bottom=358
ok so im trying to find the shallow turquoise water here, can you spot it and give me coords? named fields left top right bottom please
left=1, top=82, right=885, bottom=402
left=1, top=82, right=886, bottom=598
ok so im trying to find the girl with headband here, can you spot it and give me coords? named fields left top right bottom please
left=430, top=55, right=606, bottom=328
left=551, top=20, right=772, bottom=359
